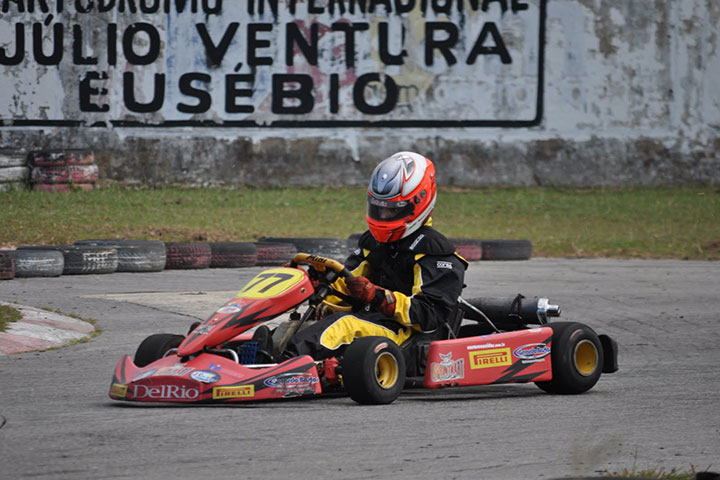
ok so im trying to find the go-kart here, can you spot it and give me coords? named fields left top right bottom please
left=109, top=253, right=618, bottom=405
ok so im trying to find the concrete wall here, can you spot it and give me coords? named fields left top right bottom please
left=1, top=0, right=718, bottom=186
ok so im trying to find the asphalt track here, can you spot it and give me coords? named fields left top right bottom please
left=0, top=259, right=718, bottom=479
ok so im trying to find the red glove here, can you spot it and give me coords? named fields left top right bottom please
left=346, top=276, right=377, bottom=304
left=346, top=276, right=396, bottom=317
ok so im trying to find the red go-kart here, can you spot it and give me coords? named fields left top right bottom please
left=109, top=253, right=618, bottom=405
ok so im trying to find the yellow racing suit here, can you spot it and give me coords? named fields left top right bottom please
left=285, top=225, right=467, bottom=359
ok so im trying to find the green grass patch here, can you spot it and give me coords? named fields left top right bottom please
left=0, top=304, right=22, bottom=332
left=607, top=465, right=702, bottom=479
left=1, top=185, right=718, bottom=260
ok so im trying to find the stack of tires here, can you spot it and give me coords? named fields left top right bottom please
left=74, top=240, right=166, bottom=273
left=2, top=249, right=63, bottom=278
left=29, top=150, right=99, bottom=192
left=16, top=245, right=118, bottom=275
left=0, top=150, right=29, bottom=192
left=347, top=234, right=532, bottom=261
left=259, top=237, right=348, bottom=262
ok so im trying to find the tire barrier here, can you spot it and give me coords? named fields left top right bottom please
left=259, top=237, right=348, bottom=262
left=0, top=150, right=30, bottom=192
left=164, top=242, right=212, bottom=269
left=74, top=240, right=167, bottom=272
left=1, top=235, right=534, bottom=283
left=0, top=252, right=16, bottom=280
left=254, top=242, right=297, bottom=266
left=449, top=238, right=484, bottom=262
left=3, top=249, right=64, bottom=278
left=346, top=233, right=362, bottom=252
left=349, top=234, right=532, bottom=261
left=480, top=239, right=533, bottom=261
left=17, top=245, right=119, bottom=275
left=209, top=242, right=257, bottom=268
left=28, top=150, right=98, bottom=191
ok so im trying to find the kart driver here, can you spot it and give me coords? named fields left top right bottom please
left=282, top=151, right=468, bottom=360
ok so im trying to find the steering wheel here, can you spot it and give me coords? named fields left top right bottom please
left=289, top=253, right=352, bottom=282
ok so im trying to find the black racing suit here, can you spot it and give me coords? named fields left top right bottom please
left=285, top=225, right=468, bottom=360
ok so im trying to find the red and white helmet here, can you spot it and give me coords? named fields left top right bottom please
left=366, top=151, right=437, bottom=243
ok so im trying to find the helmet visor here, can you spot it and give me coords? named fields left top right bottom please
left=367, top=195, right=415, bottom=222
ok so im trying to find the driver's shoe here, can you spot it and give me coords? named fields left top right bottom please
left=251, top=325, right=275, bottom=363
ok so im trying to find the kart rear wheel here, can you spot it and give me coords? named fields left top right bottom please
left=134, top=333, right=184, bottom=367
left=535, top=322, right=604, bottom=395
left=342, top=337, right=405, bottom=405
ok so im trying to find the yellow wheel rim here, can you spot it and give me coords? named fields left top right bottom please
left=574, top=340, right=599, bottom=376
left=375, top=352, right=399, bottom=389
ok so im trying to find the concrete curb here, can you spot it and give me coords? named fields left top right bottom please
left=0, top=302, right=96, bottom=355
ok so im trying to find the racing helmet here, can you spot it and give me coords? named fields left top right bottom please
left=366, top=151, right=437, bottom=243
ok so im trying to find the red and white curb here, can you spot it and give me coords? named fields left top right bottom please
left=0, top=302, right=96, bottom=355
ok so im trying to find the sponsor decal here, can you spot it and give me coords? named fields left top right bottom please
left=194, top=324, right=214, bottom=335
left=208, top=363, right=222, bottom=372
left=513, top=343, right=551, bottom=360
left=190, top=370, right=221, bottom=384
left=469, top=348, right=512, bottom=369
left=409, top=234, right=425, bottom=251
left=353, top=248, right=362, bottom=256
left=374, top=342, right=389, bottom=354
left=153, top=366, right=194, bottom=377
left=430, top=352, right=465, bottom=382
left=132, top=384, right=199, bottom=400
left=110, top=383, right=127, bottom=398
left=264, top=374, right=319, bottom=391
left=132, top=368, right=157, bottom=381
left=436, top=260, right=453, bottom=269
left=217, top=304, right=242, bottom=314
left=212, top=385, right=255, bottom=400
left=467, top=342, right=506, bottom=350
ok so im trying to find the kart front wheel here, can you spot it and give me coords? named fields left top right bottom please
left=535, top=322, right=604, bottom=395
left=342, top=337, right=406, bottom=405
left=134, top=333, right=185, bottom=367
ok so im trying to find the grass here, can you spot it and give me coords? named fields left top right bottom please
left=0, top=304, right=22, bottom=332
left=1, top=185, right=718, bottom=260
left=608, top=464, right=707, bottom=479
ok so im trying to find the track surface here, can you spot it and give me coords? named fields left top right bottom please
left=0, top=259, right=718, bottom=479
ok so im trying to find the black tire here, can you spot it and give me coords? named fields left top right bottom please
left=164, top=242, right=212, bottom=269
left=74, top=240, right=166, bottom=272
left=342, top=336, right=406, bottom=405
left=254, top=242, right=297, bottom=266
left=480, top=239, right=533, bottom=260
left=535, top=322, right=604, bottom=395
left=134, top=333, right=185, bottom=368
left=0, top=252, right=15, bottom=280
left=449, top=238, right=484, bottom=261
left=259, top=237, right=348, bottom=262
left=209, top=242, right=257, bottom=268
left=18, top=245, right=118, bottom=275
left=4, top=249, right=64, bottom=277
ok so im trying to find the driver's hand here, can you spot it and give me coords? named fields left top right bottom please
left=346, top=276, right=378, bottom=304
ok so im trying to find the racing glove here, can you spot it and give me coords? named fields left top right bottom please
left=345, top=276, right=396, bottom=317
